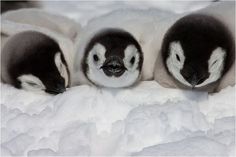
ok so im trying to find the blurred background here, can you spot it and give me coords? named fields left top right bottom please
left=1, top=0, right=215, bottom=26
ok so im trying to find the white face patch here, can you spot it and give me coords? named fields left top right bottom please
left=17, top=74, right=46, bottom=92
left=54, top=52, right=69, bottom=87
left=86, top=43, right=140, bottom=88
left=166, top=41, right=191, bottom=87
left=195, top=47, right=226, bottom=87
left=87, top=43, right=106, bottom=70
left=124, top=44, right=140, bottom=71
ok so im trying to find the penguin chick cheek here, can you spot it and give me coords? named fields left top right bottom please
left=89, top=43, right=106, bottom=68
left=54, top=52, right=69, bottom=87
left=195, top=47, right=226, bottom=87
left=166, top=41, right=192, bottom=87
left=17, top=74, right=46, bottom=92
left=123, top=45, right=140, bottom=71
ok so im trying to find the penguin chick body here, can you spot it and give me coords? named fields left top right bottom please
left=80, top=28, right=143, bottom=88
left=1, top=31, right=70, bottom=94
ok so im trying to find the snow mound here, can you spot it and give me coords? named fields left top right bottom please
left=1, top=81, right=235, bottom=156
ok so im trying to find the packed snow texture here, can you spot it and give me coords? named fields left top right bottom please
left=1, top=1, right=235, bottom=156
left=1, top=81, right=235, bottom=156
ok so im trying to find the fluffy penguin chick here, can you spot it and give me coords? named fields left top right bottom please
left=82, top=28, right=143, bottom=88
left=161, top=14, right=234, bottom=89
left=1, top=31, right=70, bottom=94
left=1, top=1, right=40, bottom=13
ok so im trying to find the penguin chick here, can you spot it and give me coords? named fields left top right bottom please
left=82, top=28, right=143, bottom=88
left=161, top=14, right=234, bottom=90
left=1, top=31, right=70, bottom=94
left=1, top=1, right=40, bottom=13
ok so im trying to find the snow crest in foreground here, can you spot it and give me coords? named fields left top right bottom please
left=1, top=81, right=235, bottom=156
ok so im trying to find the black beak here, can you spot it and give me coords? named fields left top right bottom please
left=186, top=74, right=208, bottom=89
left=45, top=85, right=66, bottom=94
left=181, top=67, right=209, bottom=89
left=190, top=74, right=198, bottom=88
left=100, top=56, right=127, bottom=77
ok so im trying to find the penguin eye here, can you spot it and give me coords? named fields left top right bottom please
left=27, top=81, right=39, bottom=87
left=211, top=60, right=217, bottom=67
left=130, top=56, right=135, bottom=65
left=176, top=54, right=180, bottom=62
left=24, top=80, right=42, bottom=89
left=93, top=54, right=99, bottom=62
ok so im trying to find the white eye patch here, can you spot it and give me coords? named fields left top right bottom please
left=208, top=47, right=226, bottom=73
left=196, top=47, right=226, bottom=87
left=166, top=41, right=191, bottom=86
left=124, top=44, right=140, bottom=71
left=54, top=52, right=69, bottom=87
left=88, top=43, right=106, bottom=67
left=17, top=74, right=46, bottom=91
left=169, top=41, right=185, bottom=66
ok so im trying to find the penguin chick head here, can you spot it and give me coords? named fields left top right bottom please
left=162, top=14, right=234, bottom=89
left=3, top=31, right=70, bottom=94
left=82, top=28, right=143, bottom=88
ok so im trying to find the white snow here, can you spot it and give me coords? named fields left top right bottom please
left=1, top=1, right=235, bottom=157
left=1, top=81, right=235, bottom=156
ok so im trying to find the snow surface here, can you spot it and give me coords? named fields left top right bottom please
left=1, top=1, right=235, bottom=156
left=1, top=81, right=235, bottom=156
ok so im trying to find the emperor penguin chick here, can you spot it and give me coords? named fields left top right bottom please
left=1, top=31, right=70, bottom=94
left=82, top=28, right=143, bottom=88
left=161, top=14, right=234, bottom=91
